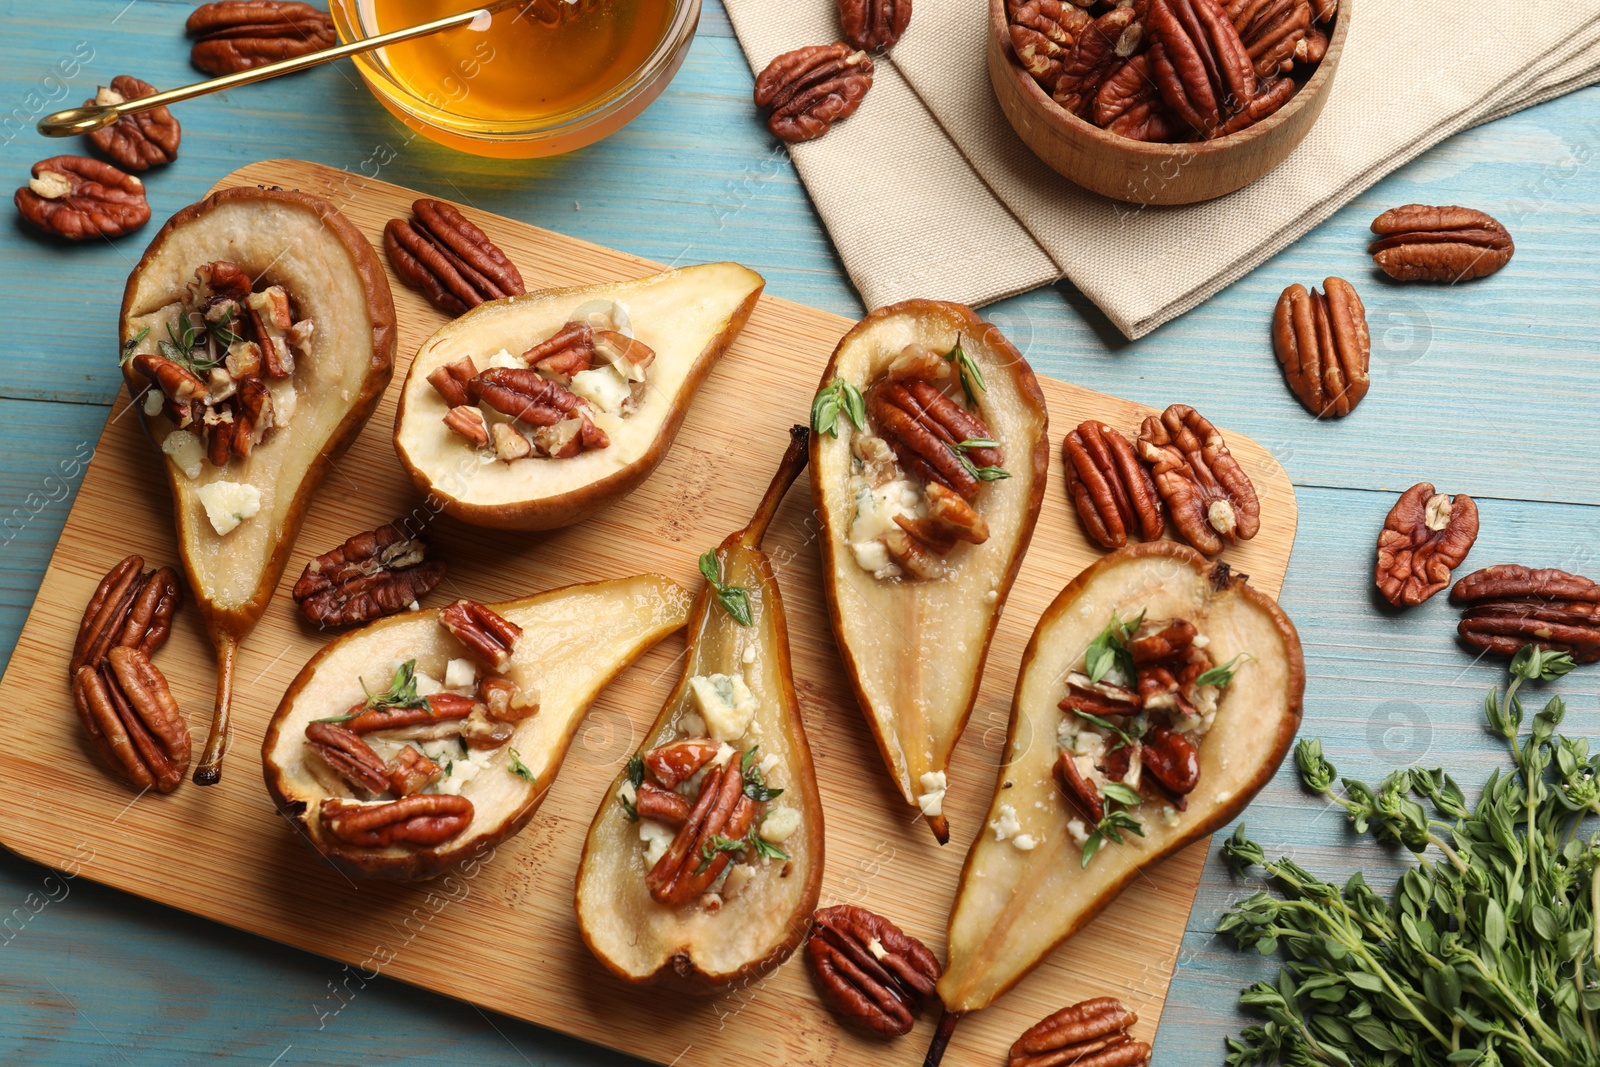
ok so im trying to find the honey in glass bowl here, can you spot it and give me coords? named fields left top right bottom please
left=332, top=0, right=698, bottom=158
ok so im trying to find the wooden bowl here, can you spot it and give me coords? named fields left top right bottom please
left=987, top=0, right=1349, bottom=205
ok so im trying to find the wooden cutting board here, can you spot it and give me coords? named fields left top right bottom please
left=0, top=160, right=1297, bottom=1067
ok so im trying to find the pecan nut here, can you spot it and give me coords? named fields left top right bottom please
left=1147, top=0, right=1256, bottom=137
left=320, top=794, right=474, bottom=848
left=1212, top=73, right=1295, bottom=136
left=1065, top=420, right=1163, bottom=550
left=186, top=1, right=337, bottom=76
left=292, top=520, right=446, bottom=627
left=806, top=904, right=941, bottom=1036
left=86, top=76, right=180, bottom=171
left=645, top=761, right=759, bottom=906
left=635, top=781, right=692, bottom=825
left=643, top=737, right=722, bottom=788
left=304, top=720, right=390, bottom=794
left=439, top=599, right=522, bottom=671
left=387, top=746, right=444, bottom=797
left=385, top=199, right=526, bottom=317
left=72, top=647, right=191, bottom=794
left=1368, top=205, right=1514, bottom=283
left=15, top=156, right=149, bottom=240
left=1053, top=7, right=1141, bottom=117
left=1140, top=724, right=1199, bottom=795
left=1450, top=565, right=1600, bottom=663
left=1135, top=405, right=1260, bottom=555
left=1271, top=276, right=1371, bottom=419
left=341, top=692, right=477, bottom=735
left=1374, top=483, right=1479, bottom=607
left=867, top=377, right=1001, bottom=501
left=838, top=0, right=912, bottom=52
left=71, top=555, right=181, bottom=675
left=1010, top=0, right=1091, bottom=89
left=1095, top=54, right=1181, bottom=142
left=1225, top=0, right=1309, bottom=76
left=1054, top=750, right=1105, bottom=823
left=1010, top=997, right=1151, bottom=1067
left=754, top=43, right=874, bottom=143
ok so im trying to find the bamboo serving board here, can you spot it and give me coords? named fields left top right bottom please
left=0, top=160, right=1297, bottom=1067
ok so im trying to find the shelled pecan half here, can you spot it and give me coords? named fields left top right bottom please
left=479, top=676, right=539, bottom=722
left=304, top=720, right=390, bottom=794
left=292, top=521, right=446, bottom=627
left=645, top=761, right=758, bottom=906
left=867, top=377, right=1001, bottom=501
left=384, top=198, right=525, bottom=316
left=468, top=367, right=583, bottom=427
left=340, top=692, right=477, bottom=735
left=86, top=76, right=180, bottom=171
left=439, top=599, right=522, bottom=671
left=806, top=904, right=941, bottom=1036
left=1271, top=276, right=1370, bottom=418
left=1065, top=420, right=1163, bottom=550
left=1147, top=0, right=1256, bottom=137
left=386, top=746, right=444, bottom=797
left=1140, top=725, right=1199, bottom=795
left=320, top=794, right=474, bottom=848
left=186, top=1, right=336, bottom=76
left=1450, top=565, right=1600, bottom=663
left=754, top=43, right=874, bottom=143
left=1054, top=750, right=1105, bottom=823
left=1368, top=205, right=1514, bottom=283
left=1374, top=483, right=1479, bottom=607
left=15, top=155, right=150, bottom=240
left=72, top=648, right=190, bottom=794
left=1053, top=7, right=1141, bottom=117
left=1010, top=997, right=1150, bottom=1067
left=1136, top=405, right=1259, bottom=555
left=1094, top=53, right=1180, bottom=142
left=1213, top=73, right=1295, bottom=136
left=634, top=781, right=692, bottom=825
left=1225, top=0, right=1309, bottom=77
left=838, top=0, right=912, bottom=52
left=71, top=555, right=181, bottom=674
left=643, top=737, right=722, bottom=788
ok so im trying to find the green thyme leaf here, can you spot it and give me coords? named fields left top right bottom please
left=740, top=745, right=784, bottom=802
left=506, top=746, right=536, bottom=783
left=749, top=830, right=789, bottom=862
left=120, top=326, right=150, bottom=366
left=1070, top=708, right=1143, bottom=751
left=626, top=752, right=645, bottom=789
left=363, top=660, right=429, bottom=712
left=1100, top=781, right=1144, bottom=808
left=694, top=833, right=746, bottom=875
left=1197, top=653, right=1253, bottom=689
left=944, top=336, right=987, bottom=406
left=699, top=549, right=753, bottom=627
left=810, top=377, right=866, bottom=438
left=1084, top=610, right=1143, bottom=684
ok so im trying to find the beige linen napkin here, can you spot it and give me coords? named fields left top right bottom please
left=722, top=0, right=1600, bottom=338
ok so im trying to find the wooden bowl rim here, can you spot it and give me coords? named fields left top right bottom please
left=988, top=0, right=1351, bottom=160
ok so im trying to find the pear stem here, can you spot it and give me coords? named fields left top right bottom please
left=193, top=635, right=237, bottom=785
left=924, top=1008, right=961, bottom=1067
left=736, top=425, right=810, bottom=551
left=927, top=812, right=950, bottom=844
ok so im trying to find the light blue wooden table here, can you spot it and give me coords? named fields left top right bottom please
left=1, top=2, right=1596, bottom=1063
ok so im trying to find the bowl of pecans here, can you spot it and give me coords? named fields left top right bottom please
left=989, top=0, right=1348, bottom=204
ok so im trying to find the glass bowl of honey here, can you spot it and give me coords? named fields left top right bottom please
left=330, top=0, right=699, bottom=158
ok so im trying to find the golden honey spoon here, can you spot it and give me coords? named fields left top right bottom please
left=37, top=0, right=529, bottom=137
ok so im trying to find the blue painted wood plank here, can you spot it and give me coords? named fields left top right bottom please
left=0, top=1, right=1597, bottom=1065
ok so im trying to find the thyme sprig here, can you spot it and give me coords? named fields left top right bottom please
left=699, top=550, right=753, bottom=627
left=1220, top=646, right=1599, bottom=1067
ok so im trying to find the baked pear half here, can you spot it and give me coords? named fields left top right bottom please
left=575, top=427, right=823, bottom=990
left=929, top=543, right=1303, bottom=1060
left=394, top=262, right=764, bottom=530
left=809, top=300, right=1048, bottom=843
left=262, top=575, right=691, bottom=880
left=120, top=187, right=396, bottom=785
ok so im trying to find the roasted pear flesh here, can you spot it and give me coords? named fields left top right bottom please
left=120, top=187, right=397, bottom=784
left=575, top=427, right=824, bottom=990
left=394, top=262, right=764, bottom=531
left=811, top=300, right=1049, bottom=843
left=262, top=575, right=691, bottom=880
left=937, top=543, right=1304, bottom=1027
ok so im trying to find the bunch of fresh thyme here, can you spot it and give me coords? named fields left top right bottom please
left=1220, top=645, right=1599, bottom=1067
